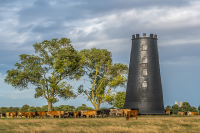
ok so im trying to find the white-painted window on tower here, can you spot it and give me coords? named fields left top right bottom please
left=142, top=45, right=147, bottom=51
left=141, top=51, right=147, bottom=57
left=143, top=69, right=147, bottom=75
left=142, top=57, right=148, bottom=63
left=142, top=81, right=147, bottom=87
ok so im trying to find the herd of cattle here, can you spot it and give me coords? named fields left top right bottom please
left=165, top=109, right=198, bottom=116
left=0, top=109, right=198, bottom=120
left=0, top=109, right=139, bottom=120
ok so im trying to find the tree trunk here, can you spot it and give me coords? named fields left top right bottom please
left=48, top=102, right=52, bottom=111
left=95, top=104, right=100, bottom=110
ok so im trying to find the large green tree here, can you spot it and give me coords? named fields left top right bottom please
left=78, top=48, right=128, bottom=110
left=180, top=102, right=190, bottom=112
left=4, top=38, right=84, bottom=111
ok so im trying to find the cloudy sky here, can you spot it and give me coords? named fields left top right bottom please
left=0, top=0, right=200, bottom=109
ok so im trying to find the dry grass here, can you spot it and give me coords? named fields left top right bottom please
left=0, top=116, right=200, bottom=133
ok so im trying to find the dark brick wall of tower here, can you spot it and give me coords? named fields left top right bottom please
left=124, top=33, right=165, bottom=114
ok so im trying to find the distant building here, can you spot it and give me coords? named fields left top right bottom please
left=174, top=101, right=183, bottom=107
left=179, top=101, right=183, bottom=107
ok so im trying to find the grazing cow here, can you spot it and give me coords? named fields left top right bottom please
left=82, top=110, right=97, bottom=118
left=73, top=111, right=81, bottom=118
left=177, top=111, right=185, bottom=115
left=64, top=111, right=73, bottom=118
left=31, top=112, right=37, bottom=118
left=165, top=109, right=170, bottom=115
left=46, top=111, right=62, bottom=118
left=126, top=110, right=139, bottom=120
left=81, top=110, right=87, bottom=117
left=18, top=112, right=33, bottom=118
left=60, top=111, right=65, bottom=118
left=188, top=111, right=198, bottom=116
left=191, top=112, right=198, bottom=116
left=187, top=111, right=192, bottom=116
left=6, top=112, right=10, bottom=118
left=10, top=111, right=17, bottom=118
left=0, top=113, right=6, bottom=117
left=18, top=111, right=23, bottom=117
left=100, top=110, right=110, bottom=117
left=120, top=109, right=131, bottom=117
left=96, top=110, right=103, bottom=117
left=110, top=109, right=123, bottom=116
left=38, top=111, right=47, bottom=118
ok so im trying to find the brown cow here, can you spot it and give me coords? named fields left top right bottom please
left=10, top=111, right=17, bottom=118
left=18, top=112, right=33, bottom=118
left=38, top=111, right=47, bottom=118
left=126, top=110, right=139, bottom=120
left=73, top=111, right=81, bottom=118
left=81, top=110, right=87, bottom=117
left=177, top=111, right=185, bottom=115
left=82, top=110, right=97, bottom=118
left=191, top=112, right=198, bottom=116
left=6, top=112, right=10, bottom=118
left=18, top=111, right=23, bottom=118
left=31, top=112, right=36, bottom=118
left=188, top=111, right=198, bottom=116
left=165, top=109, right=170, bottom=115
left=120, top=109, right=131, bottom=117
left=46, top=111, right=62, bottom=118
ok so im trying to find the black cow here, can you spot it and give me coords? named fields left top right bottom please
left=64, top=112, right=74, bottom=118
left=100, top=110, right=110, bottom=117
left=0, top=113, right=6, bottom=117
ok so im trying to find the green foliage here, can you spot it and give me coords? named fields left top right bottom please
left=180, top=102, right=190, bottom=112
left=35, top=107, right=41, bottom=112
left=165, top=105, right=172, bottom=110
left=113, top=91, right=126, bottom=109
left=58, top=105, right=75, bottom=111
left=0, top=107, right=9, bottom=113
left=9, top=107, right=14, bottom=113
left=188, top=106, right=197, bottom=112
left=99, top=107, right=108, bottom=110
left=53, top=106, right=59, bottom=111
left=75, top=105, right=94, bottom=112
left=41, top=105, right=50, bottom=111
left=28, top=106, right=37, bottom=112
left=4, top=38, right=84, bottom=111
left=79, top=48, right=128, bottom=110
left=20, top=104, right=30, bottom=112
left=11, top=107, right=20, bottom=113
left=172, top=104, right=180, bottom=114
left=198, top=105, right=200, bottom=111
left=104, top=93, right=115, bottom=105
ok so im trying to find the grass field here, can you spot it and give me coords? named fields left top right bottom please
left=0, top=116, right=200, bottom=133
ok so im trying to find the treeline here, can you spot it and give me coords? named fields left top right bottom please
left=165, top=102, right=200, bottom=114
left=0, top=104, right=109, bottom=114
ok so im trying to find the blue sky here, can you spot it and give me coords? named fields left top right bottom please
left=0, top=0, right=200, bottom=109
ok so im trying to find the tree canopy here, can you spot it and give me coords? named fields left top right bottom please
left=78, top=48, right=128, bottom=110
left=4, top=38, right=84, bottom=111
